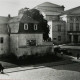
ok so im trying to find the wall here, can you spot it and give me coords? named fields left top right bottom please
left=18, top=34, right=43, bottom=46
left=67, top=15, right=80, bottom=31
left=9, top=22, right=19, bottom=33
left=10, top=33, right=43, bottom=54
left=10, top=33, right=54, bottom=57
left=46, top=15, right=59, bottom=21
left=52, top=20, right=66, bottom=44
left=42, top=41, right=53, bottom=45
left=48, top=21, right=52, bottom=39
left=0, top=34, right=9, bottom=55
left=10, top=34, right=18, bottom=54
left=17, top=45, right=54, bottom=57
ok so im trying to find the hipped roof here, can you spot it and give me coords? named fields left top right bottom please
left=61, top=6, right=80, bottom=15
left=20, top=14, right=39, bottom=23
left=9, top=14, right=39, bottom=24
left=36, top=2, right=62, bottom=8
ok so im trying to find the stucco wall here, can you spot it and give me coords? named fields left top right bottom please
left=17, top=45, right=54, bottom=57
left=48, top=21, right=52, bottom=39
left=52, top=32, right=66, bottom=44
left=48, top=20, right=66, bottom=44
left=10, top=34, right=54, bottom=57
left=0, top=34, right=9, bottom=54
left=9, top=22, right=19, bottom=33
left=18, top=34, right=43, bottom=46
left=10, top=33, right=43, bottom=54
left=10, top=34, right=18, bottom=54
left=46, top=15, right=59, bottom=21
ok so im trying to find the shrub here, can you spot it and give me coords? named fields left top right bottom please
left=0, top=53, right=18, bottom=64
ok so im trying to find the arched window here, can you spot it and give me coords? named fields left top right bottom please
left=24, top=24, right=28, bottom=30
left=34, top=24, right=37, bottom=30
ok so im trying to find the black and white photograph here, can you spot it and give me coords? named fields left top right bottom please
left=0, top=0, right=80, bottom=80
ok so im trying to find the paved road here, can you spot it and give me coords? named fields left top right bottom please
left=0, top=62, right=80, bottom=80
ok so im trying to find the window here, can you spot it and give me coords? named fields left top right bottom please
left=58, top=36, right=61, bottom=41
left=58, top=25, right=61, bottom=32
left=70, top=23, right=73, bottom=31
left=76, top=23, right=79, bottom=31
left=27, top=40, right=36, bottom=46
left=34, top=24, right=37, bottom=30
left=24, top=24, right=28, bottom=30
left=53, top=38, right=56, bottom=40
left=70, top=16, right=73, bottom=21
left=76, top=17, right=79, bottom=21
left=0, top=37, right=3, bottom=43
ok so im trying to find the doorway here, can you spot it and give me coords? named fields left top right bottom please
left=73, top=35, right=78, bottom=43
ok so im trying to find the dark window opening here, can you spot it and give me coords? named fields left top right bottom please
left=76, top=23, right=79, bottom=31
left=70, top=23, right=73, bottom=31
left=0, top=37, right=3, bottom=43
left=58, top=36, right=61, bottom=41
left=58, top=25, right=61, bottom=32
left=27, top=40, right=36, bottom=46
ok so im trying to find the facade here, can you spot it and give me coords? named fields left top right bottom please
left=0, top=8, right=53, bottom=57
left=34, top=2, right=66, bottom=44
left=2, top=2, right=80, bottom=56
left=34, top=2, right=64, bottom=21
left=0, top=16, right=9, bottom=55
left=61, top=6, right=80, bottom=43
left=48, top=20, right=66, bottom=44
left=8, top=9, right=44, bottom=56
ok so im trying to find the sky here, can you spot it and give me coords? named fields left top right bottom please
left=0, top=0, right=80, bottom=16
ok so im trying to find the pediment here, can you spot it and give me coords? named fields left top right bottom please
left=65, top=6, right=80, bottom=15
left=71, top=7, right=80, bottom=14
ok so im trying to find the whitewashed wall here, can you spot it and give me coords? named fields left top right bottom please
left=10, top=34, right=54, bottom=57
left=17, top=45, right=54, bottom=57
left=0, top=34, right=9, bottom=54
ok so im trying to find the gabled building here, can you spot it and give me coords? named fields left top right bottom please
left=0, top=7, right=54, bottom=57
left=61, top=6, right=80, bottom=43
left=34, top=2, right=64, bottom=21
left=8, top=9, right=43, bottom=56
left=34, top=2, right=66, bottom=44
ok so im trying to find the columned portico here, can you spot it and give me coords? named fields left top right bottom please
left=68, top=32, right=80, bottom=43
left=68, top=33, right=79, bottom=43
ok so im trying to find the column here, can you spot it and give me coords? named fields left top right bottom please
left=71, top=35, right=74, bottom=43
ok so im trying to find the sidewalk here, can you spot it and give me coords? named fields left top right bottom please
left=3, top=54, right=78, bottom=73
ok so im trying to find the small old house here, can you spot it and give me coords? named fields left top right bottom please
left=8, top=9, right=43, bottom=56
left=0, top=8, right=53, bottom=57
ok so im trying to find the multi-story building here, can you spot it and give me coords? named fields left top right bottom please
left=34, top=2, right=66, bottom=44
left=61, top=6, right=80, bottom=43
left=48, top=20, right=66, bottom=44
